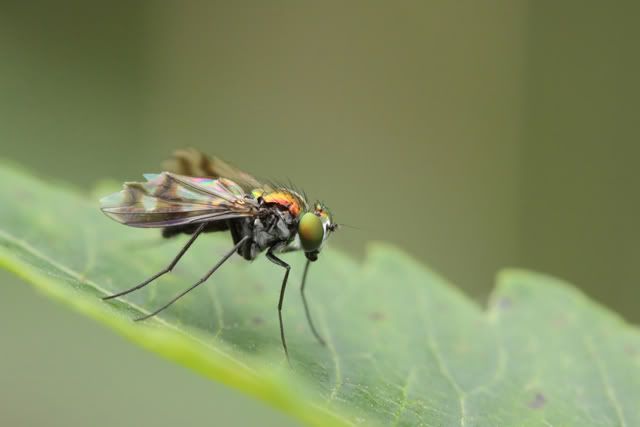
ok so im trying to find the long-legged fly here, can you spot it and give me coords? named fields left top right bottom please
left=100, top=149, right=338, bottom=363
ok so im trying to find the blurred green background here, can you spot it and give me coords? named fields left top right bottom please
left=1, top=1, right=637, bottom=426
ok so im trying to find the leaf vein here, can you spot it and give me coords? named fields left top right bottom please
left=584, top=335, right=627, bottom=427
left=391, top=367, right=417, bottom=426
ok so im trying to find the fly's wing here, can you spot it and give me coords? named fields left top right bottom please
left=162, top=148, right=272, bottom=193
left=100, top=172, right=258, bottom=228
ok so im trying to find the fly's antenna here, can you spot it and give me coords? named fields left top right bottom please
left=336, top=223, right=363, bottom=231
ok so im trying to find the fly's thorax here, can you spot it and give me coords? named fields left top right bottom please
left=256, top=189, right=307, bottom=218
left=251, top=206, right=297, bottom=252
left=251, top=188, right=336, bottom=255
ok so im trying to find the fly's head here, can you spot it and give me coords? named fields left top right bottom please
left=297, top=202, right=338, bottom=262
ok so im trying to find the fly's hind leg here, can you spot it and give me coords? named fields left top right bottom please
left=135, top=235, right=250, bottom=321
left=103, top=223, right=206, bottom=300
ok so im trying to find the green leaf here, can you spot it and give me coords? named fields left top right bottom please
left=1, top=163, right=639, bottom=427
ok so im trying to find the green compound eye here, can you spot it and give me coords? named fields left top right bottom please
left=298, top=212, right=324, bottom=252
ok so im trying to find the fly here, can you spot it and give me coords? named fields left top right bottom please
left=100, top=149, right=338, bottom=364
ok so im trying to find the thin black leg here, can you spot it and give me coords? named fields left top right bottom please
left=300, top=258, right=326, bottom=346
left=135, top=235, right=249, bottom=321
left=103, top=223, right=206, bottom=300
left=266, top=249, right=291, bottom=365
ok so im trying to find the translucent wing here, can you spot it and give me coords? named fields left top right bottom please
left=162, top=148, right=273, bottom=193
left=100, top=172, right=258, bottom=228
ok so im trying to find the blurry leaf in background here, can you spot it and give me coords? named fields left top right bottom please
left=1, top=164, right=639, bottom=426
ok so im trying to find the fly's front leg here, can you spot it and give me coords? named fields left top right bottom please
left=300, top=258, right=326, bottom=346
left=266, top=248, right=292, bottom=365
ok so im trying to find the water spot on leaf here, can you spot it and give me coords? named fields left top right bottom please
left=498, top=297, right=512, bottom=310
left=625, top=345, right=638, bottom=357
left=528, top=392, right=546, bottom=409
left=552, top=315, right=568, bottom=328
left=434, top=302, right=448, bottom=312
left=369, top=311, right=386, bottom=322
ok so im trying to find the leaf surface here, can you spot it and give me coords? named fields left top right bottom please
left=1, top=163, right=638, bottom=427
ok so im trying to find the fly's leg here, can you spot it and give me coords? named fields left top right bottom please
left=300, top=258, right=326, bottom=346
left=103, top=223, right=206, bottom=300
left=266, top=249, right=292, bottom=365
left=135, top=235, right=249, bottom=321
